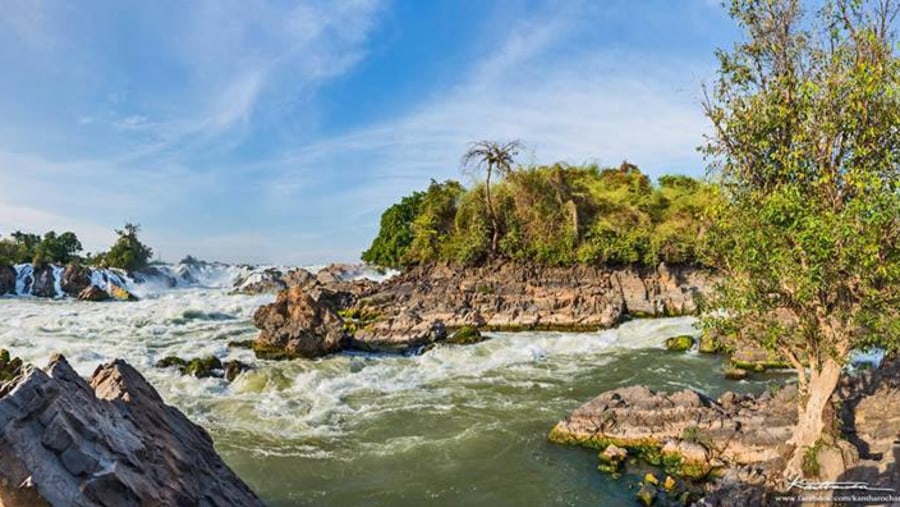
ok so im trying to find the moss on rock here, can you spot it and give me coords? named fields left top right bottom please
left=446, top=326, right=487, bottom=345
left=665, top=335, right=695, bottom=352
left=0, top=349, right=24, bottom=383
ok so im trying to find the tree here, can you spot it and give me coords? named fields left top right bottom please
left=362, top=190, right=425, bottom=268
left=702, top=0, right=900, bottom=478
left=462, top=140, right=524, bottom=255
left=104, top=223, right=153, bottom=272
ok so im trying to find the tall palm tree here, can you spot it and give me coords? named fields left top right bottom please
left=461, top=140, right=524, bottom=255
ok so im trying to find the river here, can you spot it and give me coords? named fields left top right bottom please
left=0, top=282, right=779, bottom=506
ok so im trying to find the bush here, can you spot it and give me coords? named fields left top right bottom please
left=100, top=223, right=153, bottom=272
left=362, top=162, right=718, bottom=269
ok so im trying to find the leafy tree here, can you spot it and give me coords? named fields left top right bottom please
left=362, top=191, right=425, bottom=268
left=11, top=231, right=40, bottom=264
left=32, top=231, right=82, bottom=265
left=405, top=180, right=465, bottom=264
left=462, top=140, right=524, bottom=255
left=103, top=223, right=154, bottom=272
left=702, top=0, right=900, bottom=477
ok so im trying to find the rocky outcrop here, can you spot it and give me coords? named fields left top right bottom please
left=31, top=264, right=57, bottom=298
left=60, top=264, right=92, bottom=296
left=0, top=353, right=263, bottom=506
left=253, top=285, right=352, bottom=359
left=233, top=267, right=316, bottom=295
left=252, top=261, right=713, bottom=359
left=549, top=384, right=798, bottom=479
left=0, top=264, right=15, bottom=295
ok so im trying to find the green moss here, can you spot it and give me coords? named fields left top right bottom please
left=339, top=308, right=381, bottom=334
left=698, top=332, right=721, bottom=354
left=155, top=356, right=187, bottom=369
left=156, top=355, right=223, bottom=378
left=227, top=339, right=255, bottom=349
left=0, top=349, right=23, bottom=383
left=664, top=335, right=694, bottom=352
left=724, top=367, right=749, bottom=380
left=730, top=358, right=789, bottom=372
left=251, top=342, right=300, bottom=361
left=802, top=440, right=823, bottom=478
left=183, top=356, right=222, bottom=377
left=446, top=326, right=487, bottom=345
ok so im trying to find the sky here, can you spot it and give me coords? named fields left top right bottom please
left=0, top=0, right=739, bottom=264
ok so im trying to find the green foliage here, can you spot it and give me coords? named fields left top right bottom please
left=100, top=223, right=154, bottom=272
left=362, top=190, right=425, bottom=269
left=702, top=0, right=900, bottom=371
left=363, top=161, right=718, bottom=268
left=701, top=0, right=900, bottom=466
left=0, top=230, right=83, bottom=265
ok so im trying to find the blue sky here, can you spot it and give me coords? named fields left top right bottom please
left=0, top=0, right=738, bottom=264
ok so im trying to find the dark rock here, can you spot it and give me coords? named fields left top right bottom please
left=60, top=263, right=92, bottom=296
left=132, top=266, right=177, bottom=288
left=31, top=264, right=57, bottom=298
left=0, top=264, right=15, bottom=295
left=446, top=326, right=487, bottom=345
left=0, top=354, right=263, bottom=506
left=223, top=360, right=251, bottom=382
left=77, top=285, right=110, bottom=302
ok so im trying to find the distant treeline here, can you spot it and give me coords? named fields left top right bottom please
left=0, top=223, right=154, bottom=272
left=363, top=162, right=718, bottom=269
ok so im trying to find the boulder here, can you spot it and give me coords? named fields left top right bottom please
left=252, top=285, right=349, bottom=359
left=0, top=353, right=263, bottom=506
left=0, top=264, right=15, bottom=295
left=60, top=264, right=92, bottom=296
left=445, top=326, right=487, bottom=345
left=107, top=283, right=138, bottom=301
left=665, top=335, right=695, bottom=352
left=31, top=264, right=57, bottom=298
left=77, top=285, right=110, bottom=302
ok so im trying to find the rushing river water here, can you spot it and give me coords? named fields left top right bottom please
left=0, top=285, right=781, bottom=506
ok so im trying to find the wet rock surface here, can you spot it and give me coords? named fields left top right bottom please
left=0, top=353, right=263, bottom=506
left=0, top=264, right=16, bottom=295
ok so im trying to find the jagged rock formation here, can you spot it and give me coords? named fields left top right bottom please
left=549, top=384, right=798, bottom=479
left=0, top=353, right=263, bottom=506
left=252, top=261, right=712, bottom=358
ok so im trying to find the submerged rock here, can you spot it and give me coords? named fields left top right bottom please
left=665, top=335, right=695, bottom=352
left=155, top=355, right=250, bottom=382
left=0, top=354, right=263, bottom=506
left=0, top=264, right=15, bottom=295
left=445, top=326, right=487, bottom=345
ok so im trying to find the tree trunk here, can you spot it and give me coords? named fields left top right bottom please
left=784, top=356, right=843, bottom=479
left=484, top=165, right=499, bottom=254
